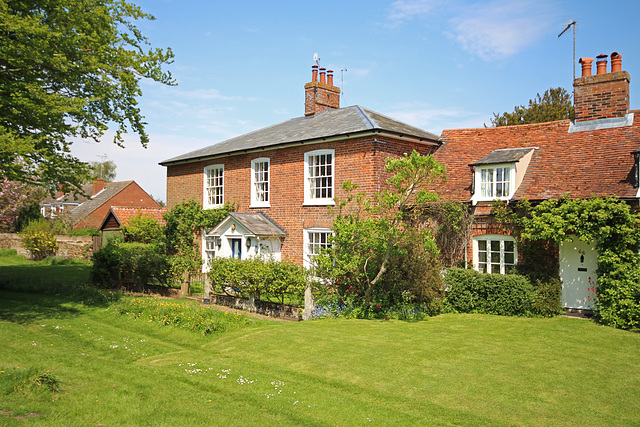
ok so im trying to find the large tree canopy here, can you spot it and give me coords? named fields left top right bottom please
left=0, top=0, right=174, bottom=193
left=491, top=87, right=574, bottom=127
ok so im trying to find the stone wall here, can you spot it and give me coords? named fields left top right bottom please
left=209, top=293, right=301, bottom=321
left=0, top=233, right=95, bottom=260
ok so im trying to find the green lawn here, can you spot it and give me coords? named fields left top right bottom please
left=1, top=288, right=639, bottom=426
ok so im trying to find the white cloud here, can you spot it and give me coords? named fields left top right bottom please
left=387, top=0, right=444, bottom=24
left=447, top=0, right=555, bottom=59
left=384, top=101, right=490, bottom=133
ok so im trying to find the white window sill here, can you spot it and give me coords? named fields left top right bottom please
left=303, top=200, right=335, bottom=207
left=249, top=203, right=270, bottom=209
left=203, top=204, right=224, bottom=210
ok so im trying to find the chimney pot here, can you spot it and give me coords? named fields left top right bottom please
left=596, top=53, right=608, bottom=75
left=311, top=65, right=318, bottom=82
left=611, top=51, right=622, bottom=72
left=579, top=57, right=594, bottom=77
left=319, top=67, right=326, bottom=84
left=327, top=69, right=334, bottom=86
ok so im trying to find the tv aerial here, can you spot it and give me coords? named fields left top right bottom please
left=558, top=20, right=577, bottom=81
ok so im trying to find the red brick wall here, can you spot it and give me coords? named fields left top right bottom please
left=166, top=137, right=436, bottom=263
left=573, top=71, right=630, bottom=122
left=74, top=182, right=159, bottom=230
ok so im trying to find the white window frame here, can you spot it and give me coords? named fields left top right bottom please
left=202, top=231, right=218, bottom=272
left=473, top=163, right=515, bottom=203
left=250, top=157, right=270, bottom=208
left=303, top=228, right=332, bottom=269
left=473, top=235, right=517, bottom=275
left=304, top=149, right=335, bottom=206
left=203, top=165, right=224, bottom=209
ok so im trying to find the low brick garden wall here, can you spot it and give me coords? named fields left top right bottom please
left=209, top=293, right=301, bottom=321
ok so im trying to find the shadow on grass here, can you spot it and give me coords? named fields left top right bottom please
left=0, top=291, right=83, bottom=324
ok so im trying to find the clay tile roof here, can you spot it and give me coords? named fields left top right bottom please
left=111, top=206, right=167, bottom=227
left=435, top=112, right=640, bottom=202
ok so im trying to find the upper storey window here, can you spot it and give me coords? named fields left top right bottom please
left=471, top=148, right=536, bottom=204
left=304, top=149, right=334, bottom=205
left=251, top=158, right=270, bottom=207
left=204, top=165, right=224, bottom=208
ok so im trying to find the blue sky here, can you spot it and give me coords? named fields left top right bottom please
left=70, top=0, right=640, bottom=202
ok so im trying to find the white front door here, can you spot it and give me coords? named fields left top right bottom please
left=559, top=237, right=598, bottom=309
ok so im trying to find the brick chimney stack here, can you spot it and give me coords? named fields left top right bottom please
left=92, top=178, right=105, bottom=196
left=304, top=64, right=340, bottom=116
left=574, top=51, right=630, bottom=122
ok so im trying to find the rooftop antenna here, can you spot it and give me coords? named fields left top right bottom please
left=96, top=153, right=107, bottom=179
left=558, top=20, right=577, bottom=81
left=313, top=53, right=320, bottom=67
left=341, top=68, right=347, bottom=104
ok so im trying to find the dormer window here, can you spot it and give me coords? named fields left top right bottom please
left=470, top=147, right=536, bottom=204
left=480, top=165, right=513, bottom=199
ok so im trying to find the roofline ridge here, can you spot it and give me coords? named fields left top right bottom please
left=353, top=105, right=378, bottom=129
left=442, top=119, right=571, bottom=133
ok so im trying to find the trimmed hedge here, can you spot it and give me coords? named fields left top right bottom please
left=443, top=268, right=562, bottom=317
left=91, top=239, right=171, bottom=289
left=207, top=257, right=308, bottom=304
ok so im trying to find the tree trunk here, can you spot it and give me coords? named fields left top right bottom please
left=181, top=270, right=190, bottom=297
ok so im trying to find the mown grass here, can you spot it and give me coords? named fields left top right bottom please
left=1, top=287, right=640, bottom=426
left=2, top=254, right=640, bottom=425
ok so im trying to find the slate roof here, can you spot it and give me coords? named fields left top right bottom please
left=435, top=112, right=640, bottom=202
left=160, top=105, right=440, bottom=165
left=472, top=148, right=537, bottom=166
left=68, top=181, right=133, bottom=225
left=41, top=182, right=95, bottom=205
left=100, top=206, right=167, bottom=230
left=223, top=212, right=286, bottom=237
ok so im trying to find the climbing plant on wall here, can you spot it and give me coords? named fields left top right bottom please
left=494, top=196, right=640, bottom=330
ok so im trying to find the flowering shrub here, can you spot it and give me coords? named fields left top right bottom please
left=20, top=219, right=58, bottom=261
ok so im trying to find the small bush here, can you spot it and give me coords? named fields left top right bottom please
left=595, top=262, right=640, bottom=330
left=443, top=268, right=551, bottom=317
left=122, top=213, right=164, bottom=244
left=91, top=239, right=171, bottom=289
left=19, top=219, right=58, bottom=261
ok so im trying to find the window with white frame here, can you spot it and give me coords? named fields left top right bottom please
left=204, top=165, right=224, bottom=208
left=251, top=158, right=270, bottom=207
left=476, top=164, right=514, bottom=200
left=473, top=235, right=517, bottom=274
left=202, top=233, right=217, bottom=271
left=304, top=228, right=331, bottom=268
left=304, top=149, right=334, bottom=205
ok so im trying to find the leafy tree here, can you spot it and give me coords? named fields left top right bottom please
left=0, top=179, right=44, bottom=231
left=0, top=0, right=175, bottom=193
left=121, top=212, right=163, bottom=244
left=491, top=87, right=574, bottom=126
left=88, top=160, right=117, bottom=182
left=164, top=200, right=233, bottom=295
left=315, top=151, right=447, bottom=314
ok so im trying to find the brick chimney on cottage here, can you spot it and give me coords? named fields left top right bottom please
left=573, top=51, right=630, bottom=122
left=92, top=178, right=105, bottom=196
left=304, top=65, right=341, bottom=116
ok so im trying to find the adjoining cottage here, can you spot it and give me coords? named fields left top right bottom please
left=160, top=65, right=441, bottom=267
left=434, top=51, right=638, bottom=310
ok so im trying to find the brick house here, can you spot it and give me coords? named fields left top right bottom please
left=433, top=51, right=639, bottom=309
left=41, top=179, right=160, bottom=230
left=160, top=66, right=440, bottom=268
